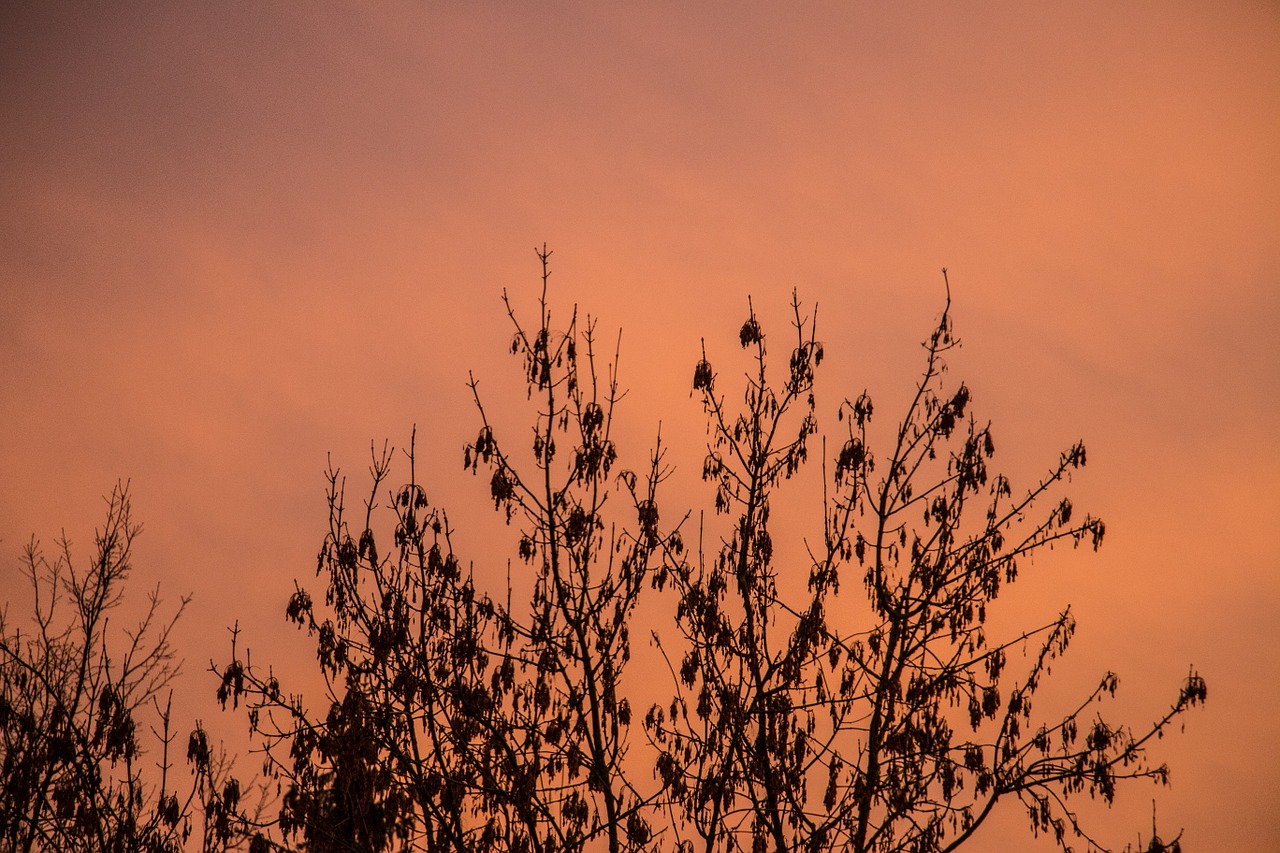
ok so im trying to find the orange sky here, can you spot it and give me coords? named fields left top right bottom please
left=2, top=2, right=1277, bottom=849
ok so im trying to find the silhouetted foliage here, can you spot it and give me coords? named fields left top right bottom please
left=214, top=249, right=1204, bottom=853
left=647, top=279, right=1205, bottom=853
left=0, top=484, right=262, bottom=853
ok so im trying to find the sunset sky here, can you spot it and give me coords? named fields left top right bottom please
left=2, top=2, right=1277, bottom=849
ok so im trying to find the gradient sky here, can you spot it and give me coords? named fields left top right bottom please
left=2, top=2, right=1277, bottom=849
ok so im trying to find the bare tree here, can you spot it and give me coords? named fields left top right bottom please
left=0, top=483, right=259, bottom=853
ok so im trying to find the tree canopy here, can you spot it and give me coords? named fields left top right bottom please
left=3, top=249, right=1205, bottom=853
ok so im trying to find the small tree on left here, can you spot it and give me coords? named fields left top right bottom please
left=0, top=482, right=260, bottom=853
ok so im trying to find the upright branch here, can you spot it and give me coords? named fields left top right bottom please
left=464, top=243, right=682, bottom=853
left=647, top=293, right=826, bottom=853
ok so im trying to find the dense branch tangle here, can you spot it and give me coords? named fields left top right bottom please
left=213, top=254, right=1202, bottom=853
left=216, top=246, right=677, bottom=853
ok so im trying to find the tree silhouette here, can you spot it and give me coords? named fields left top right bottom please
left=647, top=279, right=1205, bottom=853
left=213, top=249, right=1205, bottom=853
left=0, top=484, right=261, bottom=853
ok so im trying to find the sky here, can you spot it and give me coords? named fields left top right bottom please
left=1, top=1, right=1277, bottom=849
